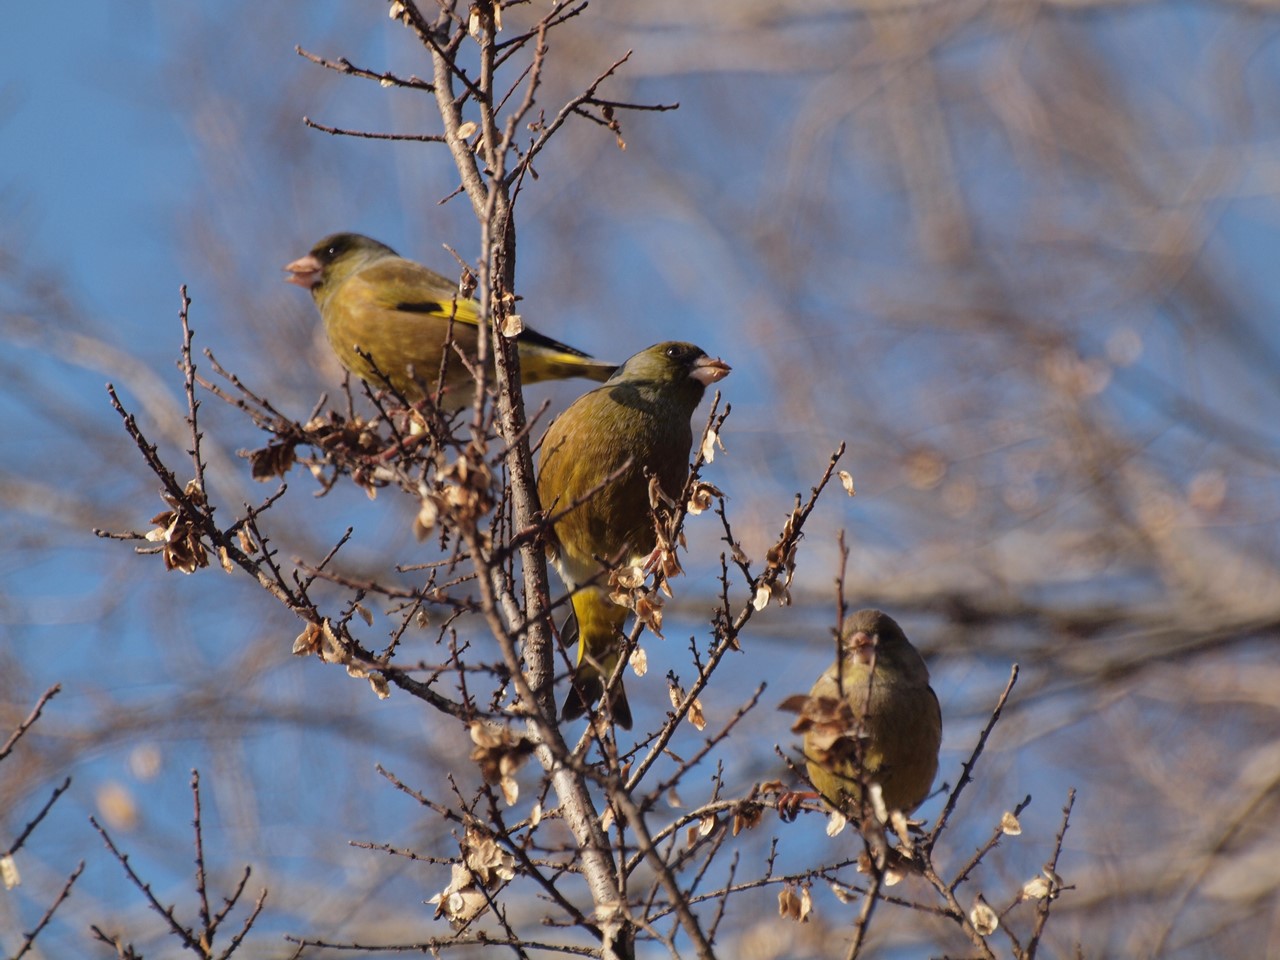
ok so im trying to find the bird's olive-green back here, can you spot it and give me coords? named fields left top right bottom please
left=300, top=232, right=616, bottom=405
left=537, top=342, right=712, bottom=583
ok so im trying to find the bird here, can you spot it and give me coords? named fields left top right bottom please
left=284, top=233, right=618, bottom=409
left=537, top=342, right=731, bottom=729
left=798, top=609, right=941, bottom=820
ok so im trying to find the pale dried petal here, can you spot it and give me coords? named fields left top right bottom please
left=319, top=621, right=348, bottom=664
left=688, top=697, right=706, bottom=731
left=1022, top=868, right=1062, bottom=901
left=369, top=672, right=390, bottom=699
left=355, top=603, right=374, bottom=626
left=668, top=679, right=684, bottom=710
left=825, top=810, right=848, bottom=837
left=1022, top=875, right=1051, bottom=900
left=500, top=776, right=518, bottom=805
left=698, top=814, right=717, bottom=837
left=798, top=885, right=813, bottom=922
left=457, top=120, right=477, bottom=139
left=1001, top=811, right=1022, bottom=836
left=430, top=864, right=488, bottom=926
left=970, top=896, right=999, bottom=936
left=529, top=802, right=542, bottom=828
left=839, top=470, right=856, bottom=496
left=0, top=854, right=19, bottom=889
left=778, top=885, right=799, bottom=920
left=630, top=646, right=648, bottom=677
left=700, top=426, right=722, bottom=464
left=470, top=721, right=500, bottom=748
left=753, top=583, right=771, bottom=610
left=869, top=782, right=889, bottom=825
left=500, top=312, right=523, bottom=337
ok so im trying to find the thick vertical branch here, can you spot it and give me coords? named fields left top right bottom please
left=426, top=11, right=635, bottom=957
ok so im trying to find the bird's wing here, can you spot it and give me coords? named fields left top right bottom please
left=356, top=258, right=482, bottom=327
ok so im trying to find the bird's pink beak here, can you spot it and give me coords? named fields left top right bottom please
left=691, top=355, right=731, bottom=386
left=849, top=630, right=878, bottom=667
left=284, top=254, right=322, bottom=289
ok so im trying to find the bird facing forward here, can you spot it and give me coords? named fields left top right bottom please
left=284, top=233, right=617, bottom=409
left=537, top=342, right=730, bottom=729
left=796, top=609, right=941, bottom=820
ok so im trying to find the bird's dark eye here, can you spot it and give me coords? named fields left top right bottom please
left=665, top=345, right=681, bottom=358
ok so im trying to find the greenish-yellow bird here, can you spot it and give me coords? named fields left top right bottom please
left=802, top=609, right=941, bottom=819
left=284, top=233, right=618, bottom=408
left=537, top=342, right=731, bottom=729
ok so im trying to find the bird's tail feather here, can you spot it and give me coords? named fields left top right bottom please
left=560, top=589, right=633, bottom=729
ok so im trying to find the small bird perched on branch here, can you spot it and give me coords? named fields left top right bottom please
left=787, top=608, right=942, bottom=821
left=537, top=341, right=731, bottom=730
left=284, top=232, right=618, bottom=409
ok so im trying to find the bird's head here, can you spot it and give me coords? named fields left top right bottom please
left=616, top=341, right=731, bottom=390
left=284, top=233, right=398, bottom=300
left=842, top=608, right=927, bottom=681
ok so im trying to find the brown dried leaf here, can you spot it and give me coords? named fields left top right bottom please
left=732, top=801, right=764, bottom=836
left=462, top=825, right=516, bottom=885
left=248, top=439, right=297, bottom=481
left=778, top=883, right=810, bottom=922
left=685, top=481, right=723, bottom=516
left=293, top=622, right=322, bottom=656
left=469, top=722, right=534, bottom=804
left=633, top=592, right=664, bottom=638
